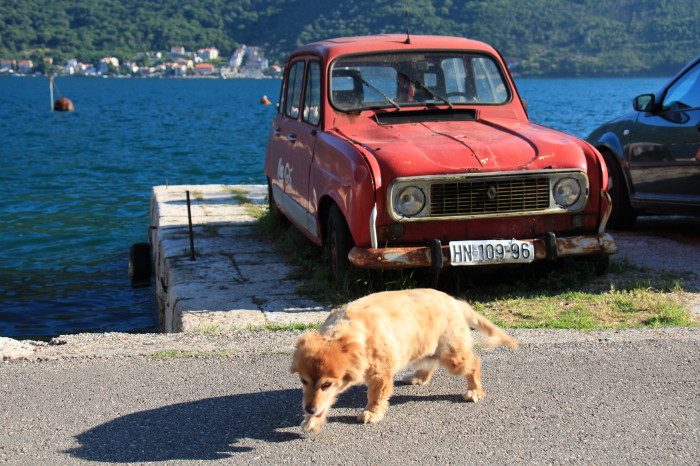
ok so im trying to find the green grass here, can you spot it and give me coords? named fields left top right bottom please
left=255, top=208, right=698, bottom=331
left=236, top=322, right=322, bottom=332
left=151, top=350, right=233, bottom=359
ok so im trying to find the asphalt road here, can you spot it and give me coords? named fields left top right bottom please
left=2, top=328, right=698, bottom=465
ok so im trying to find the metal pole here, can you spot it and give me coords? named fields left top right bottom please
left=186, top=190, right=196, bottom=261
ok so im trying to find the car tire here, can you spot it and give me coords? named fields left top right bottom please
left=602, top=151, right=637, bottom=229
left=129, top=242, right=151, bottom=281
left=325, top=204, right=353, bottom=281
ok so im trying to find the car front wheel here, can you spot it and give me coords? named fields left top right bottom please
left=602, top=151, right=637, bottom=229
left=325, top=204, right=353, bottom=281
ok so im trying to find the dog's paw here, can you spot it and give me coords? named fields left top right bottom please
left=402, top=372, right=430, bottom=385
left=358, top=409, right=385, bottom=424
left=463, top=389, right=484, bottom=402
left=301, top=415, right=324, bottom=433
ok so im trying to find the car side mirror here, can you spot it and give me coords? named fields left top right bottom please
left=633, top=94, right=656, bottom=112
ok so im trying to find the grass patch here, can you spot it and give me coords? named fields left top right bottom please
left=151, top=350, right=233, bottom=359
left=237, top=322, right=322, bottom=332
left=475, top=287, right=693, bottom=330
left=255, top=208, right=698, bottom=330
left=193, top=325, right=223, bottom=333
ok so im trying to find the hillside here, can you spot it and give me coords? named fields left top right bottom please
left=1, top=0, right=698, bottom=76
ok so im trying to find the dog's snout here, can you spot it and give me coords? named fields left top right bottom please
left=305, top=404, right=317, bottom=415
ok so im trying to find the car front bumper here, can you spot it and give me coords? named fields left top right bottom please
left=348, top=232, right=618, bottom=270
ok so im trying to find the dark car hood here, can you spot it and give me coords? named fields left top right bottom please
left=335, top=118, right=588, bottom=180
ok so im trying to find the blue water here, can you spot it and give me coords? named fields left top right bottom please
left=0, top=75, right=668, bottom=339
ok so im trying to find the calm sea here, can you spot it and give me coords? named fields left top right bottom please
left=0, top=75, right=668, bottom=339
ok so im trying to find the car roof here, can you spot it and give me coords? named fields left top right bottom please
left=288, top=34, right=500, bottom=63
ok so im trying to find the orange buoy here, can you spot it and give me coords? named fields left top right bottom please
left=260, top=95, right=271, bottom=105
left=54, top=97, right=74, bottom=112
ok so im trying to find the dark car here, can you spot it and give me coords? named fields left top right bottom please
left=586, top=55, right=700, bottom=229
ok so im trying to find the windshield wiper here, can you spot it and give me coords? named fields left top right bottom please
left=398, top=71, right=453, bottom=109
left=358, top=76, right=401, bottom=110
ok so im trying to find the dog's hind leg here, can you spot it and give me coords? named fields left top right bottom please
left=440, top=344, right=485, bottom=402
left=358, top=373, right=393, bottom=424
left=402, top=358, right=439, bottom=385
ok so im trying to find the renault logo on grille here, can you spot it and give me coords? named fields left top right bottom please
left=486, top=185, right=498, bottom=200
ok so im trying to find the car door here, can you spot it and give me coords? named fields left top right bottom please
left=268, top=58, right=322, bottom=237
left=627, top=61, right=700, bottom=205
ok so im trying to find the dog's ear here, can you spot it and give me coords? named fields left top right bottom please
left=337, top=336, right=365, bottom=382
left=290, top=334, right=310, bottom=374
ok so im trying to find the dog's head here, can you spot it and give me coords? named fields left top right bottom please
left=290, top=333, right=364, bottom=417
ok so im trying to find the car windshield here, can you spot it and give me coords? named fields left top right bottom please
left=330, top=51, right=509, bottom=111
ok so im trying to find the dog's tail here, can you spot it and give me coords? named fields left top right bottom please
left=460, top=301, right=519, bottom=350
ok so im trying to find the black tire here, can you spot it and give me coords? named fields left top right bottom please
left=129, top=242, right=152, bottom=281
left=602, top=151, right=637, bottom=229
left=325, top=204, right=354, bottom=281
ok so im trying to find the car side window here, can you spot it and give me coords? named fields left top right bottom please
left=663, top=63, right=700, bottom=110
left=285, top=61, right=305, bottom=119
left=302, top=61, right=321, bottom=126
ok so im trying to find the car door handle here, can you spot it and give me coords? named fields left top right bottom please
left=286, top=134, right=297, bottom=142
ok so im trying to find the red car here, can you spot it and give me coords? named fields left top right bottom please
left=265, top=35, right=617, bottom=279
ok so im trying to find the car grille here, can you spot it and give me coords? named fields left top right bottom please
left=429, top=177, right=551, bottom=216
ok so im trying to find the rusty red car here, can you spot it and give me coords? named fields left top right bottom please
left=264, top=34, right=617, bottom=279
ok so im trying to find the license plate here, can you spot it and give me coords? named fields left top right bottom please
left=449, top=239, right=535, bottom=266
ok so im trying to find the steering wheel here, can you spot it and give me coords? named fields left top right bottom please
left=445, top=92, right=474, bottom=102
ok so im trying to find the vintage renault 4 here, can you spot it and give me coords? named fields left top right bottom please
left=264, top=34, right=617, bottom=279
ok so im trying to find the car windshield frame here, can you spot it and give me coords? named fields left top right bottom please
left=329, top=50, right=511, bottom=112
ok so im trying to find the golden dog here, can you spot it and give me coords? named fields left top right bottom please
left=290, top=288, right=518, bottom=432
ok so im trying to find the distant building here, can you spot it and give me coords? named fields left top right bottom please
left=169, top=46, right=186, bottom=57
left=226, top=45, right=269, bottom=78
left=99, top=57, right=120, bottom=74
left=64, top=58, right=79, bottom=74
left=197, top=47, right=219, bottom=61
left=135, top=51, right=162, bottom=62
left=0, top=60, right=14, bottom=73
left=195, top=63, right=216, bottom=75
left=18, top=60, right=33, bottom=74
left=125, top=62, right=140, bottom=74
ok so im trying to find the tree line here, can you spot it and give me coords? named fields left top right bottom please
left=1, top=0, right=698, bottom=76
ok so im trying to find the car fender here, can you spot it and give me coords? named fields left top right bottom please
left=310, top=131, right=378, bottom=248
left=592, top=131, right=624, bottom=163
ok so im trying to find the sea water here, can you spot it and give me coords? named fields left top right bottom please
left=0, top=75, right=668, bottom=339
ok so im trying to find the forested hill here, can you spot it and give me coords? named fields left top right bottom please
left=1, top=0, right=698, bottom=76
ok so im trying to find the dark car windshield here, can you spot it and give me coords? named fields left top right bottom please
left=330, top=51, right=509, bottom=111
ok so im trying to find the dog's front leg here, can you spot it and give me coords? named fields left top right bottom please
left=358, top=375, right=393, bottom=424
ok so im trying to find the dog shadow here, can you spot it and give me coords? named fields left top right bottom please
left=329, top=383, right=465, bottom=425
left=66, top=389, right=303, bottom=462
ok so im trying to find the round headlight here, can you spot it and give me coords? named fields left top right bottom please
left=395, top=186, right=426, bottom=217
left=553, top=177, right=582, bottom=208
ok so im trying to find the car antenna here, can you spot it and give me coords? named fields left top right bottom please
left=403, top=0, right=411, bottom=44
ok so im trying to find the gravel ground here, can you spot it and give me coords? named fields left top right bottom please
left=1, top=328, right=698, bottom=465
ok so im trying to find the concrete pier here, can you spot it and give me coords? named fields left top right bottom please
left=149, top=184, right=330, bottom=332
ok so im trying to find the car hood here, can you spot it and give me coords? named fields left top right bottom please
left=335, top=118, right=588, bottom=181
